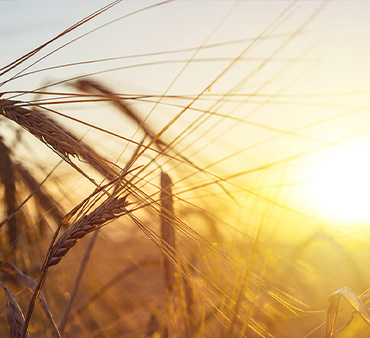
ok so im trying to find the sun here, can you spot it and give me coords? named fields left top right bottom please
left=307, top=141, right=370, bottom=224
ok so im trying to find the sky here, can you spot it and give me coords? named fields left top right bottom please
left=1, top=0, right=370, bottom=236
left=1, top=1, right=369, bottom=94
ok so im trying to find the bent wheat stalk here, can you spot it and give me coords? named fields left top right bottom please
left=73, top=79, right=167, bottom=149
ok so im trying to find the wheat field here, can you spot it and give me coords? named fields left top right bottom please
left=1, top=1, right=370, bottom=337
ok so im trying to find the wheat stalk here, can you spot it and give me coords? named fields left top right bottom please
left=0, top=136, right=18, bottom=260
left=160, top=171, right=178, bottom=337
left=160, top=171, right=176, bottom=293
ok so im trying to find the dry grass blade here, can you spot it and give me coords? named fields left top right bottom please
left=0, top=262, right=60, bottom=337
left=326, top=286, right=370, bottom=338
left=47, top=196, right=129, bottom=268
left=0, top=99, right=119, bottom=180
left=0, top=137, right=18, bottom=259
left=1, top=284, right=30, bottom=338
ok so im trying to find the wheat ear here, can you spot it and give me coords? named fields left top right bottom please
left=0, top=99, right=119, bottom=180
left=1, top=262, right=61, bottom=337
left=1, top=283, right=30, bottom=338
left=21, top=179, right=123, bottom=337
left=47, top=196, right=128, bottom=267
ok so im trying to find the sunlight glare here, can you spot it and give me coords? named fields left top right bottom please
left=308, top=141, right=370, bottom=224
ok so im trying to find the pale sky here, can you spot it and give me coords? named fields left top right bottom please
left=2, top=1, right=370, bottom=232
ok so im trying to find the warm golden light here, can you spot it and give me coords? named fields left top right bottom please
left=308, top=141, right=370, bottom=224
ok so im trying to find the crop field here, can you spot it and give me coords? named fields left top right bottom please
left=1, top=1, right=370, bottom=337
